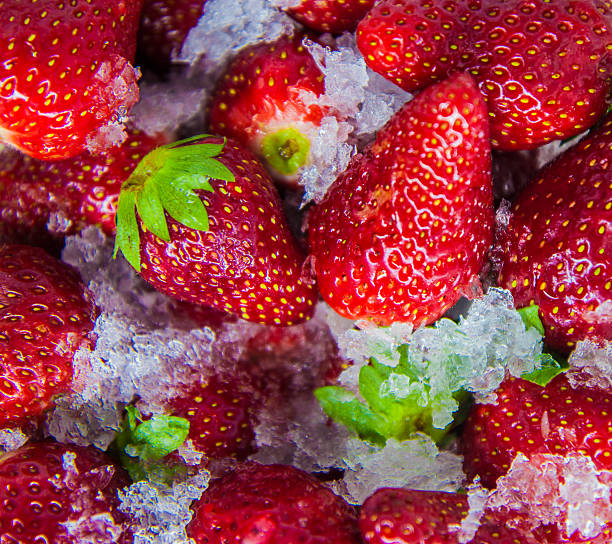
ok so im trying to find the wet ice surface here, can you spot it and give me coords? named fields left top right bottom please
left=0, top=427, right=28, bottom=453
left=567, top=339, right=612, bottom=391
left=118, top=468, right=210, bottom=544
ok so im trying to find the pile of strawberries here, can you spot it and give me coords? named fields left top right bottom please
left=0, top=0, right=611, bottom=543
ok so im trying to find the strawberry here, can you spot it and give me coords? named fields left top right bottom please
left=496, top=113, right=612, bottom=353
left=168, top=372, right=256, bottom=460
left=359, top=488, right=540, bottom=544
left=462, top=372, right=612, bottom=489
left=0, top=0, right=143, bottom=160
left=186, top=462, right=361, bottom=543
left=0, top=245, right=98, bottom=428
left=207, top=34, right=327, bottom=187
left=0, top=440, right=131, bottom=543
left=0, top=127, right=169, bottom=245
left=137, top=0, right=207, bottom=71
left=308, top=72, right=493, bottom=326
left=285, top=0, right=376, bottom=33
left=356, top=0, right=612, bottom=150
left=113, top=135, right=317, bottom=326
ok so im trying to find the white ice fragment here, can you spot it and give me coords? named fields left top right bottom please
left=449, top=478, right=489, bottom=543
left=0, top=428, right=28, bottom=452
left=488, top=453, right=612, bottom=540
left=330, top=288, right=545, bottom=429
left=269, top=0, right=302, bottom=8
left=179, top=0, right=296, bottom=72
left=567, top=339, right=612, bottom=391
left=335, top=435, right=464, bottom=505
left=177, top=440, right=205, bottom=467
left=85, top=122, right=128, bottom=155
left=130, top=79, right=208, bottom=137
left=118, top=467, right=210, bottom=544
left=60, top=512, right=125, bottom=544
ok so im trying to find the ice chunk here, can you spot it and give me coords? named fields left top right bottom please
left=300, top=34, right=412, bottom=204
left=448, top=478, right=489, bottom=543
left=179, top=0, right=296, bottom=73
left=567, top=339, right=612, bottom=391
left=328, top=288, right=545, bottom=428
left=488, top=453, right=612, bottom=540
left=177, top=439, right=205, bottom=467
left=119, top=467, right=210, bottom=544
left=0, top=427, right=28, bottom=452
left=270, top=0, right=302, bottom=8
left=130, top=79, right=208, bottom=137
left=334, top=435, right=464, bottom=505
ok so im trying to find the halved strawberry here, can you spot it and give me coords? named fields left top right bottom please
left=114, top=135, right=317, bottom=325
left=0, top=245, right=98, bottom=428
left=285, top=0, right=376, bottom=33
left=497, top=113, right=612, bottom=353
left=207, top=34, right=327, bottom=187
left=0, top=1, right=143, bottom=160
left=0, top=127, right=169, bottom=245
left=356, top=0, right=612, bottom=150
left=309, top=73, right=493, bottom=326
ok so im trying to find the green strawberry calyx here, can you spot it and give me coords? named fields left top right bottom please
left=315, top=303, right=565, bottom=448
left=261, top=127, right=310, bottom=176
left=115, top=405, right=190, bottom=483
left=114, top=135, right=235, bottom=272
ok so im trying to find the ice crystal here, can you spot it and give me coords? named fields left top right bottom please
left=449, top=478, right=489, bottom=543
left=334, top=435, right=464, bottom=505
left=119, top=468, right=210, bottom=544
left=0, top=427, right=28, bottom=452
left=567, top=339, right=612, bottom=391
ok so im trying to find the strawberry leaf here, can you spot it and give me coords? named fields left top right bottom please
left=136, top=181, right=170, bottom=242
left=521, top=353, right=568, bottom=387
left=114, top=135, right=236, bottom=272
left=518, top=305, right=545, bottom=336
left=114, top=190, right=141, bottom=270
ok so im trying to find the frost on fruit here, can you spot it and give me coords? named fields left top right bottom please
left=487, top=453, right=612, bottom=540
left=448, top=478, right=489, bottom=544
left=178, top=0, right=295, bottom=72
left=566, top=339, right=612, bottom=391
left=118, top=467, right=210, bottom=544
left=300, top=33, right=411, bottom=204
left=333, top=435, right=464, bottom=505
left=0, top=427, right=28, bottom=452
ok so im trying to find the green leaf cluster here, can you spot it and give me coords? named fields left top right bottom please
left=114, top=135, right=235, bottom=271
left=115, top=406, right=191, bottom=484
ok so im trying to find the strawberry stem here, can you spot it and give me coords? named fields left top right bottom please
left=261, top=127, right=310, bottom=176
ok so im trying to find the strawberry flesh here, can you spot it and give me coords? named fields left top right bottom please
left=309, top=73, right=493, bottom=326
left=356, top=0, right=612, bottom=150
left=497, top=113, right=612, bottom=353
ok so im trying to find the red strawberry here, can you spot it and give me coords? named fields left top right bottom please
left=0, top=245, right=98, bottom=428
left=309, top=73, right=493, bottom=326
left=208, top=34, right=327, bottom=187
left=186, top=462, right=361, bottom=543
left=0, top=127, right=169, bottom=245
left=497, top=114, right=612, bottom=353
left=114, top=135, right=317, bottom=326
left=356, top=0, right=612, bottom=150
left=137, top=0, right=207, bottom=71
left=359, top=488, right=540, bottom=544
left=462, top=372, right=612, bottom=489
left=0, top=0, right=143, bottom=160
left=169, top=373, right=256, bottom=460
left=0, top=441, right=131, bottom=543
left=285, top=0, right=376, bottom=33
